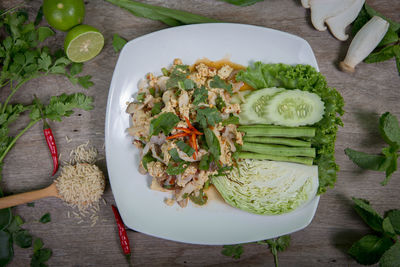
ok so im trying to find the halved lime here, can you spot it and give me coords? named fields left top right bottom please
left=64, top=25, right=104, bottom=63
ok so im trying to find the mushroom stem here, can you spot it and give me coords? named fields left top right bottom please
left=340, top=16, right=389, bottom=73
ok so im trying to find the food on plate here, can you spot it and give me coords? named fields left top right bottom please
left=126, top=59, right=344, bottom=213
left=212, top=160, right=319, bottom=215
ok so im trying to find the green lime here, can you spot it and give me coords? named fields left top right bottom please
left=64, top=25, right=104, bottom=63
left=43, top=0, right=85, bottom=31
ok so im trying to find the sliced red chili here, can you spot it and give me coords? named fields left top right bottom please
left=166, top=132, right=190, bottom=140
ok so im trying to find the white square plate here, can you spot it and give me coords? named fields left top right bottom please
left=105, top=23, right=320, bottom=245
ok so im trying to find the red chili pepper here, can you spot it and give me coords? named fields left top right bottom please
left=43, top=120, right=58, bottom=176
left=112, top=205, right=132, bottom=265
left=166, top=132, right=190, bottom=140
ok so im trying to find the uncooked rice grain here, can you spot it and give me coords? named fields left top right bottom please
left=70, top=142, right=98, bottom=165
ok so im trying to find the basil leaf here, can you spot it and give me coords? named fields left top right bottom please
left=204, top=128, right=221, bottom=161
left=348, top=235, right=393, bottom=265
left=14, top=230, right=32, bottom=248
left=386, top=210, right=400, bottom=235
left=149, top=112, right=180, bottom=136
left=344, top=148, right=388, bottom=171
left=379, top=241, right=400, bottom=267
left=379, top=112, right=400, bottom=148
left=166, top=162, right=187, bottom=175
left=39, top=213, right=51, bottom=224
left=219, top=0, right=264, bottom=6
left=352, top=197, right=384, bottom=233
left=168, top=148, right=183, bottom=162
left=176, top=140, right=194, bottom=156
left=0, top=230, right=13, bottom=266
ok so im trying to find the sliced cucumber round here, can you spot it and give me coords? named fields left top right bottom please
left=239, top=87, right=284, bottom=124
left=264, top=89, right=325, bottom=127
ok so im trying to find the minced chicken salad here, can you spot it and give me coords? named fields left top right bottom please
left=126, top=59, right=344, bottom=214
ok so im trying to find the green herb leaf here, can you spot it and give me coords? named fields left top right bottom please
left=379, top=112, right=400, bottom=148
left=112, top=34, right=127, bottom=52
left=365, top=45, right=399, bottom=64
left=215, top=95, right=226, bottom=111
left=77, top=75, right=94, bottom=89
left=195, top=107, right=222, bottom=129
left=34, top=6, right=43, bottom=26
left=364, top=4, right=400, bottom=32
left=166, top=65, right=189, bottom=89
left=210, top=75, right=233, bottom=95
left=31, top=247, right=52, bottom=267
left=0, top=208, right=11, bottom=231
left=37, top=27, right=54, bottom=42
left=14, top=230, right=32, bottom=248
left=378, top=28, right=399, bottom=47
left=189, top=189, right=208, bottom=205
left=381, top=147, right=398, bottom=185
left=176, top=140, right=195, bottom=156
left=0, top=230, right=13, bottom=266
left=105, top=0, right=219, bottom=26
left=192, top=86, right=208, bottom=105
left=258, top=235, right=291, bottom=267
left=379, top=241, right=400, bottom=267
left=33, top=238, right=43, bottom=253
left=386, top=210, right=400, bottom=235
left=151, top=102, right=164, bottom=116
left=221, top=244, right=243, bottom=259
left=382, top=217, right=396, bottom=238
left=222, top=115, right=239, bottom=126
left=199, top=154, right=210, bottom=170
left=168, top=148, right=183, bottom=162
left=166, top=162, right=187, bottom=175
left=352, top=197, right=384, bottom=233
left=149, top=112, right=180, bottom=136
left=142, top=152, right=156, bottom=171
left=219, top=0, right=264, bottom=6
left=6, top=215, right=24, bottom=234
left=344, top=148, right=388, bottom=172
left=348, top=235, right=393, bottom=265
left=70, top=63, right=83, bottom=76
left=39, top=213, right=51, bottom=224
left=204, top=128, right=221, bottom=161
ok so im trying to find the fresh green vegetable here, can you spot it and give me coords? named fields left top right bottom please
left=219, top=0, right=264, bottom=6
left=141, top=152, right=156, bottom=171
left=151, top=102, right=164, bottom=116
left=204, top=128, right=221, bottom=161
left=105, top=0, right=219, bottom=26
left=112, top=34, right=128, bottom=52
left=189, top=189, right=208, bottom=205
left=352, top=4, right=400, bottom=75
left=168, top=148, right=183, bottom=162
left=31, top=238, right=52, bottom=267
left=345, top=112, right=400, bottom=185
left=192, top=86, right=208, bottom=105
left=236, top=62, right=344, bottom=194
left=149, top=112, right=180, bottom=136
left=263, top=89, right=325, bottom=127
left=39, top=213, right=51, bottom=224
left=241, top=142, right=315, bottom=157
left=238, top=125, right=315, bottom=138
left=0, top=230, right=12, bottom=266
left=222, top=115, right=239, bottom=126
left=258, top=235, right=291, bottom=267
left=209, top=75, right=233, bottom=95
left=212, top=159, right=319, bottom=215
left=239, top=87, right=284, bottom=124
left=14, top=230, right=32, bottom=248
left=195, top=107, right=222, bottom=129
left=166, top=162, right=187, bottom=175
left=236, top=152, right=313, bottom=165
left=243, top=136, right=311, bottom=147
left=348, top=198, right=400, bottom=266
left=221, top=244, right=243, bottom=259
left=176, top=140, right=195, bottom=157
left=166, top=65, right=190, bottom=89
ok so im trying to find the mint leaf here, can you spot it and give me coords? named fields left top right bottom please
left=379, top=241, right=400, bottom=267
left=344, top=148, right=388, bottom=171
left=221, top=244, right=243, bottom=259
left=168, top=148, right=183, bottom=162
left=386, top=210, right=400, bottom=235
left=381, top=147, right=398, bottom=185
left=176, top=140, right=194, bottom=157
left=39, top=213, right=51, bottom=224
left=379, top=112, right=400, bottom=148
left=14, top=230, right=32, bottom=248
left=210, top=75, right=233, bottom=95
left=364, top=4, right=400, bottom=32
left=112, top=34, right=127, bottom=52
left=382, top=217, right=396, bottom=238
left=141, top=152, right=155, bottom=171
left=222, top=115, right=239, bottom=126
left=348, top=235, right=393, bottom=265
left=365, top=45, right=399, bottom=64
left=204, top=128, right=221, bottom=161
left=199, top=154, right=210, bottom=170
left=352, top=197, right=384, bottom=233
left=151, top=102, right=164, bottom=116
left=37, top=27, right=54, bottom=42
left=166, top=65, right=189, bottom=89
left=195, top=107, right=222, bottom=129
left=166, top=162, right=187, bottom=175
left=192, top=86, right=208, bottom=105
left=149, top=112, right=179, bottom=136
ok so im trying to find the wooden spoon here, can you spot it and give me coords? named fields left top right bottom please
left=0, top=183, right=60, bottom=209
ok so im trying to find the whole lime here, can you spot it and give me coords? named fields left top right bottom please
left=43, top=0, right=85, bottom=31
left=64, top=25, right=104, bottom=63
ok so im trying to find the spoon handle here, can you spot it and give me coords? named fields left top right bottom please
left=0, top=183, right=59, bottom=209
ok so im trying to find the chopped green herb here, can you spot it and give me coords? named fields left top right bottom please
left=199, top=154, right=210, bottom=170
left=137, top=93, right=146, bottom=102
left=149, top=112, right=180, bottom=136
left=112, top=33, right=127, bottom=52
left=204, top=128, right=221, bottom=161
left=192, top=86, right=208, bottom=105
left=258, top=235, right=291, bottom=267
left=189, top=189, right=208, bottom=205
left=142, top=152, right=156, bottom=171
left=168, top=148, right=183, bottom=162
left=195, top=107, right=222, bottom=129
left=151, top=102, right=164, bottom=116
left=215, top=95, right=226, bottom=111
left=149, top=87, right=156, bottom=96
left=166, top=65, right=190, bottom=89
left=166, top=162, right=188, bottom=175
left=222, top=115, right=239, bottom=126
left=221, top=244, right=243, bottom=259
left=176, top=140, right=195, bottom=156
left=210, top=75, right=233, bottom=95
left=39, top=213, right=51, bottom=224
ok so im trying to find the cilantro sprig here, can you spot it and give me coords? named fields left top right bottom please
left=348, top=198, right=400, bottom=266
left=345, top=112, right=400, bottom=185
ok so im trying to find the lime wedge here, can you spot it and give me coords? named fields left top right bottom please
left=64, top=25, right=104, bottom=63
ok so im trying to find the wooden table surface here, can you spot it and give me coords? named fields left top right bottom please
left=1, top=0, right=400, bottom=266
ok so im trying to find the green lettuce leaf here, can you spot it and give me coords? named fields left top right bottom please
left=236, top=62, right=344, bottom=194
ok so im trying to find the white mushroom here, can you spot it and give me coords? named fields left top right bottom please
left=325, top=0, right=365, bottom=41
left=309, top=0, right=355, bottom=31
left=340, top=16, right=389, bottom=73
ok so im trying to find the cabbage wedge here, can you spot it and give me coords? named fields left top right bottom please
left=212, top=160, right=319, bottom=215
